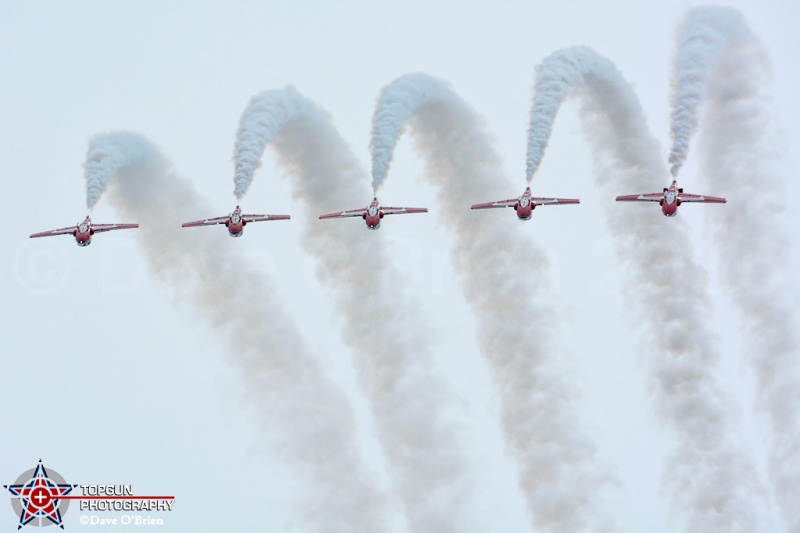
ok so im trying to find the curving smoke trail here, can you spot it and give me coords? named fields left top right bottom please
left=525, top=47, right=602, bottom=182
left=233, top=91, right=313, bottom=199
left=85, top=137, right=156, bottom=209
left=369, top=79, right=450, bottom=193
left=543, top=46, right=768, bottom=531
left=83, top=132, right=389, bottom=532
left=233, top=89, right=473, bottom=533
left=525, top=47, right=768, bottom=530
left=682, top=7, right=800, bottom=530
left=372, top=72, right=612, bottom=533
left=668, top=7, right=748, bottom=177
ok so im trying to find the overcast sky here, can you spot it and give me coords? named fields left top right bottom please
left=2, top=1, right=798, bottom=531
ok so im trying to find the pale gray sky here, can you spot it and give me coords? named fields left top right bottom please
left=2, top=1, right=798, bottom=531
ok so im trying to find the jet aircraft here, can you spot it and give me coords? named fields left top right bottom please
left=615, top=180, right=726, bottom=216
left=471, top=186, right=580, bottom=220
left=319, top=197, right=427, bottom=230
left=30, top=216, right=139, bottom=246
left=181, top=205, right=290, bottom=237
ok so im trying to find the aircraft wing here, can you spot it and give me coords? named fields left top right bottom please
left=471, top=198, right=518, bottom=209
left=677, top=193, right=726, bottom=203
left=242, top=214, right=291, bottom=223
left=30, top=226, right=76, bottom=238
left=319, top=208, right=368, bottom=220
left=181, top=216, right=229, bottom=227
left=380, top=207, right=428, bottom=215
left=91, top=223, right=139, bottom=233
left=615, top=192, right=664, bottom=202
left=531, top=197, right=580, bottom=206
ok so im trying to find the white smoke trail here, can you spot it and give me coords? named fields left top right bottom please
left=85, top=136, right=155, bottom=209
left=685, top=7, right=800, bottom=530
left=372, top=72, right=612, bottom=533
left=234, top=90, right=473, bottom=532
left=668, top=7, right=748, bottom=177
left=526, top=46, right=603, bottom=181
left=370, top=77, right=453, bottom=193
left=540, top=46, right=769, bottom=530
left=233, top=90, right=313, bottom=199
left=84, top=131, right=389, bottom=532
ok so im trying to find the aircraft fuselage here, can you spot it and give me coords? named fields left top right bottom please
left=227, top=220, right=244, bottom=237
left=660, top=182, right=682, bottom=217
left=227, top=208, right=245, bottom=236
left=516, top=192, right=533, bottom=220
left=75, top=220, right=93, bottom=246
left=364, top=201, right=383, bottom=229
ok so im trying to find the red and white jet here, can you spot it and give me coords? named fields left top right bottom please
left=181, top=205, right=290, bottom=237
left=30, top=216, right=139, bottom=247
left=319, top=197, right=427, bottom=230
left=471, top=186, right=580, bottom=220
left=615, top=180, right=726, bottom=217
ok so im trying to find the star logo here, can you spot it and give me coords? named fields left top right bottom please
left=4, top=461, right=76, bottom=529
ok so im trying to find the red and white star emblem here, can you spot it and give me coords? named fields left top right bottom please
left=5, top=461, right=75, bottom=529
